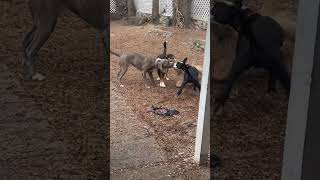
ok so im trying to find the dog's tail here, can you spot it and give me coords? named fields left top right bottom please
left=162, top=41, right=167, bottom=55
left=110, top=50, right=120, bottom=57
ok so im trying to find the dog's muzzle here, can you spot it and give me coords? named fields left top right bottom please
left=173, top=62, right=178, bottom=69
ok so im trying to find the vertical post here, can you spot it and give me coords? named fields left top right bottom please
left=152, top=0, right=160, bottom=24
left=172, top=0, right=192, bottom=27
left=281, top=1, right=320, bottom=180
left=127, top=0, right=136, bottom=17
left=194, top=19, right=210, bottom=164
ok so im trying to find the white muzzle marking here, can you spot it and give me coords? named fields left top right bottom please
left=173, top=62, right=177, bottom=69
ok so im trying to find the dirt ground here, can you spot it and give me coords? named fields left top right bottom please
left=1, top=0, right=107, bottom=179
left=212, top=0, right=298, bottom=179
left=110, top=21, right=207, bottom=165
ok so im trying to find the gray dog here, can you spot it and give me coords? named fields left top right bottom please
left=23, top=0, right=107, bottom=80
left=110, top=50, right=174, bottom=88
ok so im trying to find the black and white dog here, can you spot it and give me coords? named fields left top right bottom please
left=174, top=58, right=201, bottom=97
left=212, top=0, right=291, bottom=113
left=157, top=42, right=176, bottom=87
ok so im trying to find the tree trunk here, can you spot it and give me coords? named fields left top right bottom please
left=172, top=0, right=177, bottom=26
left=127, top=0, right=136, bottom=17
left=152, top=0, right=160, bottom=24
left=172, top=0, right=192, bottom=28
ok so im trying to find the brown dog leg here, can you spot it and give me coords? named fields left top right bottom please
left=148, top=71, right=156, bottom=87
left=143, top=71, right=150, bottom=89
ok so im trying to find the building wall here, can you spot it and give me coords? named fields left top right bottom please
left=134, top=0, right=153, bottom=14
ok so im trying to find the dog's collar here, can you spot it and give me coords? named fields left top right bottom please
left=155, top=58, right=164, bottom=67
left=243, top=8, right=259, bottom=17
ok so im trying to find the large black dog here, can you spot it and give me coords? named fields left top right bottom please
left=212, top=0, right=291, bottom=113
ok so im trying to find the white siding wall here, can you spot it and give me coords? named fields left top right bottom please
left=133, top=0, right=153, bottom=14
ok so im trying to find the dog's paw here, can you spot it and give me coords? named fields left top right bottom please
left=216, top=108, right=224, bottom=116
left=165, top=77, right=170, bottom=81
left=32, top=73, right=46, bottom=81
left=156, top=77, right=160, bottom=81
left=159, top=81, right=166, bottom=88
left=213, top=98, right=225, bottom=115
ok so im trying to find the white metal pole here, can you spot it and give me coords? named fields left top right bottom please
left=281, top=1, right=320, bottom=179
left=194, top=18, right=210, bottom=164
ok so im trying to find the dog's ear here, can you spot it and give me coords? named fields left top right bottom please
left=183, top=58, right=188, bottom=64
